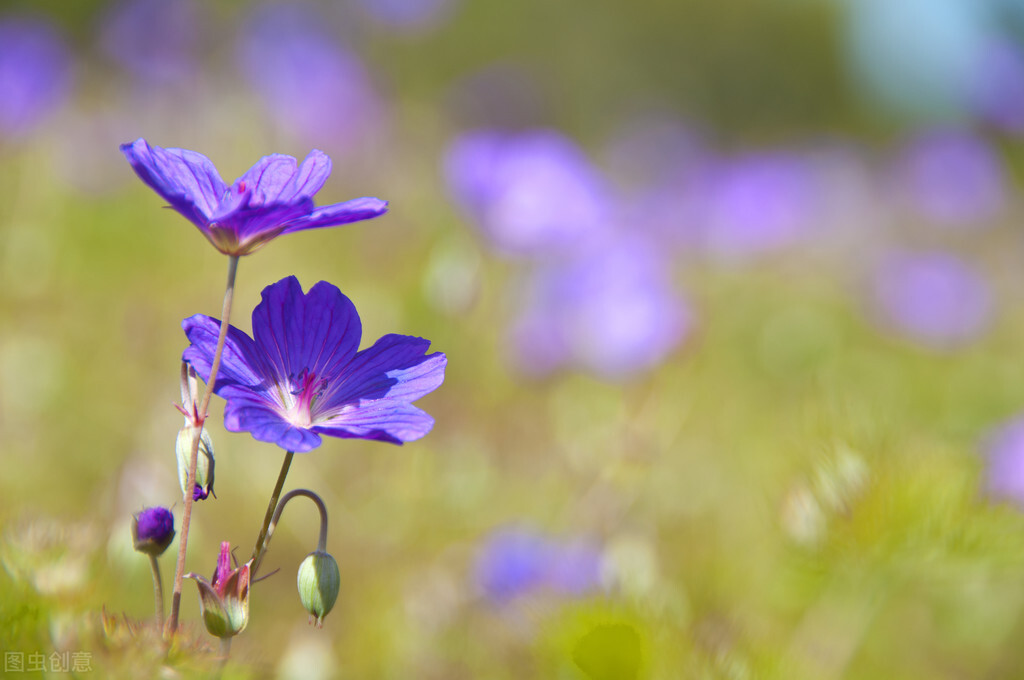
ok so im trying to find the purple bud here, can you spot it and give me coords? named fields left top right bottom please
left=131, top=506, right=175, bottom=556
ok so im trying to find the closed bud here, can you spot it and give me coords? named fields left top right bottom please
left=297, top=551, right=340, bottom=628
left=131, top=507, right=175, bottom=556
left=175, top=425, right=215, bottom=501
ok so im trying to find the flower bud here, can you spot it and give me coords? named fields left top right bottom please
left=297, top=550, right=340, bottom=628
left=131, top=507, right=175, bottom=556
left=175, top=424, right=215, bottom=501
left=186, top=542, right=252, bottom=639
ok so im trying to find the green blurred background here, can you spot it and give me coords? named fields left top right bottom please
left=5, top=0, right=1024, bottom=677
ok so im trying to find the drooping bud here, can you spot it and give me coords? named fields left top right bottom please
left=186, top=542, right=252, bottom=639
left=296, top=550, right=340, bottom=628
left=131, top=507, right=175, bottom=556
left=175, top=424, right=215, bottom=501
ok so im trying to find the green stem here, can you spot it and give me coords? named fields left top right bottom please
left=251, top=450, right=295, bottom=576
left=148, top=554, right=164, bottom=629
left=165, top=255, right=240, bottom=641
left=256, top=488, right=330, bottom=573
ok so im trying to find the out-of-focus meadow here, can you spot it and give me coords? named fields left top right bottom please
left=7, top=0, right=1024, bottom=677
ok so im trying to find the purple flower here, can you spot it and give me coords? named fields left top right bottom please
left=0, top=16, right=73, bottom=138
left=474, top=526, right=603, bottom=603
left=970, top=38, right=1024, bottom=134
left=120, top=139, right=388, bottom=255
left=444, top=129, right=610, bottom=256
left=869, top=250, right=993, bottom=349
left=475, top=527, right=549, bottom=602
left=983, top=416, right=1024, bottom=509
left=236, top=3, right=383, bottom=149
left=182, top=276, right=446, bottom=452
left=510, top=236, right=690, bottom=379
left=356, top=0, right=456, bottom=32
left=891, top=128, right=1005, bottom=227
left=131, top=506, right=175, bottom=556
left=696, top=152, right=821, bottom=258
left=98, top=0, right=199, bottom=85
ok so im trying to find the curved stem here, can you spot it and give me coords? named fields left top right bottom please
left=254, top=488, right=329, bottom=575
left=165, top=254, right=240, bottom=641
left=148, top=554, right=164, bottom=628
left=251, top=450, right=294, bottom=578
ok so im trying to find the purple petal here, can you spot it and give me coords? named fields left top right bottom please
left=120, top=138, right=226, bottom=226
left=220, top=385, right=323, bottom=452
left=287, top=149, right=333, bottom=201
left=283, top=197, right=389, bottom=233
left=314, top=403, right=436, bottom=444
left=181, top=314, right=269, bottom=390
left=229, top=153, right=300, bottom=205
left=322, top=335, right=446, bottom=407
left=250, top=277, right=362, bottom=384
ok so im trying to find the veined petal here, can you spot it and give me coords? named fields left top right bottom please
left=230, top=153, right=299, bottom=205
left=251, top=277, right=362, bottom=384
left=320, top=335, right=445, bottom=409
left=286, top=149, right=332, bottom=202
left=314, top=402, right=436, bottom=444
left=182, top=314, right=268, bottom=390
left=282, top=197, right=389, bottom=233
left=120, top=138, right=226, bottom=225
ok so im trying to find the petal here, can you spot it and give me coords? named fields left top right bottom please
left=221, top=387, right=323, bottom=452
left=318, top=335, right=445, bottom=411
left=314, top=403, right=436, bottom=444
left=229, top=153, right=299, bottom=205
left=286, top=149, right=332, bottom=202
left=282, top=197, right=389, bottom=233
left=181, top=314, right=269, bottom=390
left=251, top=277, right=362, bottom=385
left=120, top=138, right=226, bottom=226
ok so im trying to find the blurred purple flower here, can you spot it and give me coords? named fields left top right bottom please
left=870, top=250, right=993, bottom=349
left=0, top=16, right=72, bottom=138
left=511, top=236, right=690, bottom=379
left=99, top=0, right=199, bottom=85
left=892, top=129, right=1005, bottom=227
left=120, top=138, right=388, bottom=255
left=475, top=527, right=550, bottom=602
left=183, top=276, right=446, bottom=452
left=444, top=129, right=610, bottom=256
left=356, top=0, right=456, bottom=32
left=697, top=152, right=820, bottom=258
left=236, top=3, right=383, bottom=149
left=475, top=526, right=603, bottom=603
left=983, top=416, right=1024, bottom=509
left=971, top=38, right=1024, bottom=133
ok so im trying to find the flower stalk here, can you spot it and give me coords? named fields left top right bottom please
left=148, top=554, right=165, bottom=628
left=254, top=488, right=329, bottom=575
left=166, top=254, right=239, bottom=640
left=251, top=450, right=295, bottom=578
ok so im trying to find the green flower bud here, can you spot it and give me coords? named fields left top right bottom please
left=175, top=424, right=215, bottom=501
left=297, top=550, right=340, bottom=628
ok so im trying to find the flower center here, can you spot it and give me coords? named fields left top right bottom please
left=284, top=368, right=328, bottom=427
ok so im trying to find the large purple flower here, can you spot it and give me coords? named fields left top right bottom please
left=120, top=139, right=388, bottom=255
left=183, top=276, right=446, bottom=452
